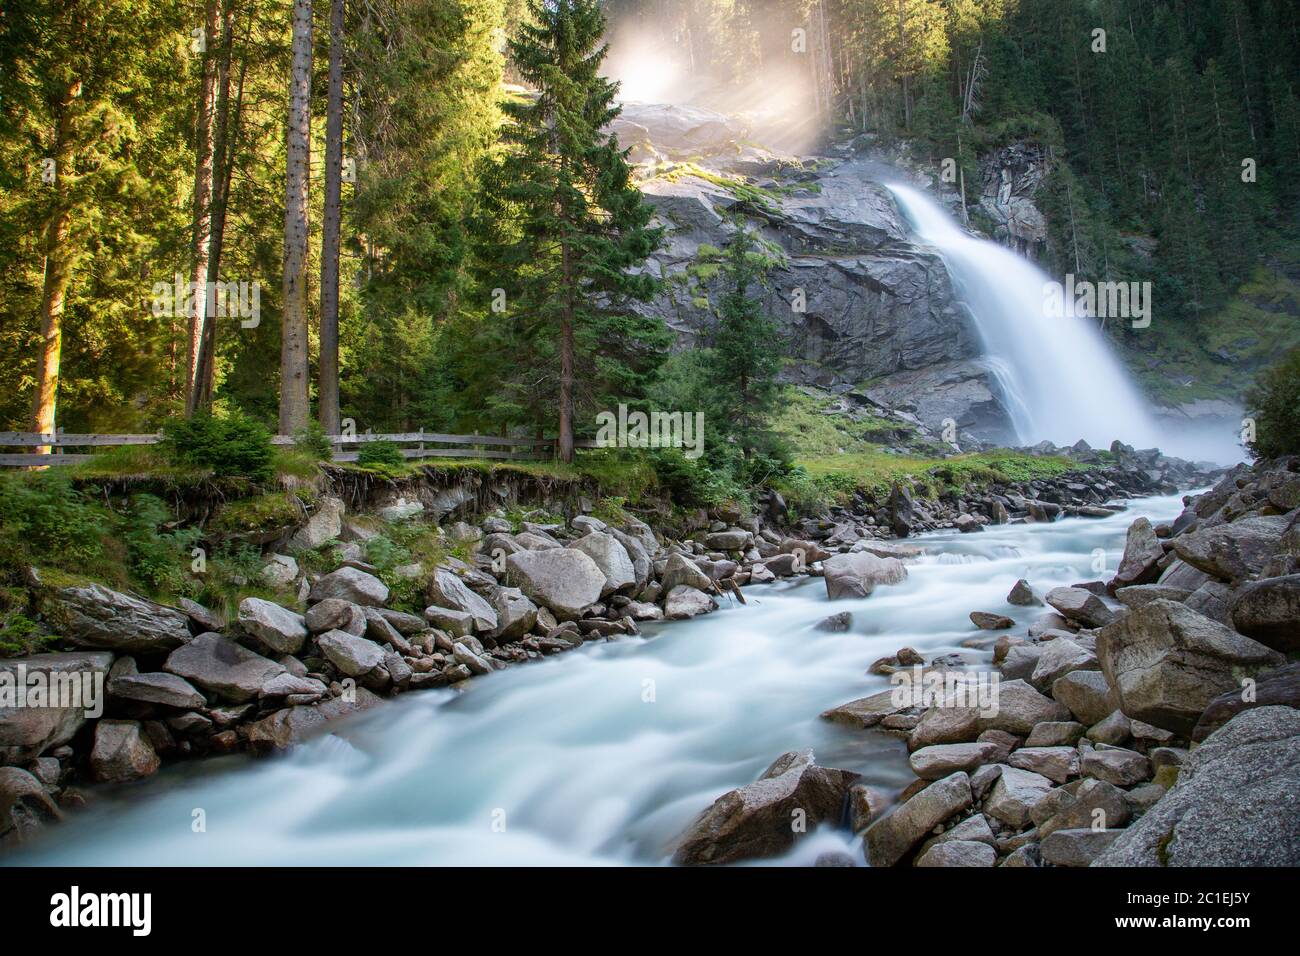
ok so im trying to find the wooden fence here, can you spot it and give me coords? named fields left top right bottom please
left=0, top=429, right=599, bottom=468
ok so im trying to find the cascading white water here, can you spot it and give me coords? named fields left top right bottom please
left=4, top=493, right=1190, bottom=867
left=886, top=182, right=1166, bottom=452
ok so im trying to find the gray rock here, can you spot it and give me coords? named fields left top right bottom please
left=0, top=651, right=114, bottom=762
left=452, top=641, right=494, bottom=676
left=423, top=605, right=474, bottom=637
left=109, top=672, right=206, bottom=710
left=1036, top=778, right=1130, bottom=838
left=303, top=598, right=366, bottom=635
left=1110, top=517, right=1164, bottom=588
left=1040, top=828, right=1123, bottom=866
left=244, top=687, right=384, bottom=752
left=824, top=551, right=907, bottom=600
left=1081, top=745, right=1151, bottom=786
left=864, top=771, right=973, bottom=867
left=44, top=581, right=190, bottom=654
left=814, top=611, right=852, bottom=632
left=488, top=587, right=538, bottom=641
left=970, top=611, right=1015, bottom=630
left=984, top=766, right=1055, bottom=828
left=672, top=750, right=859, bottom=865
left=238, top=597, right=308, bottom=654
left=1192, top=661, right=1300, bottom=742
left=1025, top=721, right=1086, bottom=747
left=1172, top=514, right=1289, bottom=583
left=0, top=766, right=60, bottom=841
left=1094, top=706, right=1300, bottom=866
left=981, top=679, right=1070, bottom=735
left=1007, top=579, right=1040, bottom=606
left=705, top=529, right=751, bottom=551
left=316, top=630, right=386, bottom=677
left=287, top=495, right=344, bottom=550
left=569, top=531, right=636, bottom=596
left=909, top=741, right=1004, bottom=780
left=1087, top=710, right=1132, bottom=746
left=505, top=549, right=606, bottom=619
left=609, top=528, right=652, bottom=590
left=427, top=568, right=498, bottom=632
left=1051, top=670, right=1116, bottom=725
left=1029, top=637, right=1097, bottom=691
left=259, top=553, right=299, bottom=588
left=1045, top=586, right=1116, bottom=628
left=1096, top=599, right=1284, bottom=734
left=1230, top=574, right=1300, bottom=651
left=164, top=632, right=285, bottom=703
left=664, top=585, right=718, bottom=619
left=308, top=567, right=390, bottom=607
left=914, top=839, right=996, bottom=867
left=820, top=689, right=907, bottom=729
left=660, top=553, right=714, bottom=593
left=1008, top=746, right=1079, bottom=784
left=1114, top=584, right=1193, bottom=610
left=90, top=719, right=160, bottom=783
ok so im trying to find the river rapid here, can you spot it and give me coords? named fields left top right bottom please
left=6, top=490, right=1191, bottom=867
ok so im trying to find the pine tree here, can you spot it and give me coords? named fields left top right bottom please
left=482, top=0, right=666, bottom=461
left=707, top=227, right=782, bottom=460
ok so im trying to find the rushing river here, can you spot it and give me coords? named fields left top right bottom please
left=6, top=491, right=1190, bottom=867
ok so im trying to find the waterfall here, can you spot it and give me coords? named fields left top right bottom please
left=886, top=182, right=1166, bottom=452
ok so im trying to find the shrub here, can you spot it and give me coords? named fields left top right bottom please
left=1247, top=347, right=1300, bottom=459
left=120, top=494, right=200, bottom=595
left=160, top=409, right=274, bottom=481
left=0, top=472, right=107, bottom=580
left=356, top=439, right=406, bottom=469
left=293, top=420, right=335, bottom=461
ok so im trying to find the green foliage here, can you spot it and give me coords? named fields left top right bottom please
left=293, top=421, right=335, bottom=461
left=0, top=472, right=107, bottom=580
left=356, top=440, right=406, bottom=469
left=120, top=494, right=200, bottom=595
left=1246, top=347, right=1300, bottom=459
left=160, top=410, right=274, bottom=482
left=210, top=491, right=307, bottom=538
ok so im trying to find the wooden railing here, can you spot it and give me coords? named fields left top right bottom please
left=0, top=429, right=600, bottom=467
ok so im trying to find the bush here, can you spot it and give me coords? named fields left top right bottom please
left=160, top=410, right=274, bottom=481
left=356, top=440, right=406, bottom=469
left=293, top=420, right=335, bottom=461
left=0, top=472, right=107, bottom=579
left=120, top=494, right=200, bottom=595
left=1247, top=347, right=1300, bottom=459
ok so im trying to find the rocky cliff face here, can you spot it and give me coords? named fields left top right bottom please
left=616, top=104, right=1017, bottom=444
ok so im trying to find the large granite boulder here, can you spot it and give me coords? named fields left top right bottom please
left=308, top=567, right=389, bottom=607
left=823, top=551, right=907, bottom=600
left=505, top=549, right=606, bottom=619
left=672, top=750, right=859, bottom=865
left=164, top=632, right=285, bottom=704
left=427, top=568, right=497, bottom=633
left=1110, top=517, right=1164, bottom=588
left=1230, top=574, right=1300, bottom=651
left=568, top=532, right=636, bottom=597
left=90, top=719, right=160, bottom=783
left=1171, top=515, right=1289, bottom=583
left=0, top=651, right=113, bottom=762
left=42, top=580, right=191, bottom=654
left=286, top=495, right=344, bottom=550
left=864, top=771, right=973, bottom=867
left=316, top=630, right=385, bottom=677
left=1096, top=599, right=1284, bottom=734
left=237, top=597, right=308, bottom=654
left=1094, top=706, right=1300, bottom=866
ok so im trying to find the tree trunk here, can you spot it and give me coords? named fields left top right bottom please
left=318, top=0, right=344, bottom=434
left=558, top=239, right=575, bottom=464
left=280, top=0, right=313, bottom=436
left=188, top=0, right=239, bottom=415
left=30, top=79, right=82, bottom=456
left=186, top=0, right=220, bottom=406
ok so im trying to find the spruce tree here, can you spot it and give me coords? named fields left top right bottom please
left=707, top=227, right=782, bottom=461
left=480, top=0, right=666, bottom=461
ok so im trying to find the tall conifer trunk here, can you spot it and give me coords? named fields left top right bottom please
left=280, top=0, right=313, bottom=435
left=318, top=0, right=345, bottom=434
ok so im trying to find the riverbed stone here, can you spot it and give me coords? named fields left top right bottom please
left=317, top=630, right=386, bottom=678
left=0, top=651, right=114, bottom=763
left=1114, top=584, right=1193, bottom=610
left=108, top=672, right=206, bottom=710
left=1036, top=778, right=1130, bottom=838
left=1095, top=706, right=1300, bottom=866
left=164, top=633, right=285, bottom=704
left=984, top=765, right=1055, bottom=828
left=303, top=598, right=366, bottom=636
left=0, top=766, right=60, bottom=841
left=914, top=839, right=996, bottom=867
left=1007, top=579, right=1041, bottom=606
left=1008, top=746, right=1079, bottom=784
left=569, top=531, right=637, bottom=597
left=821, top=689, right=906, bottom=729
left=660, top=553, right=715, bottom=593
left=664, top=585, right=718, bottom=619
left=505, top=548, right=607, bottom=619
left=1025, top=721, right=1086, bottom=747
left=1051, top=670, right=1116, bottom=725
left=970, top=611, right=1015, bottom=630
left=1040, top=828, right=1123, bottom=866
left=1172, top=514, right=1289, bottom=583
left=863, top=771, right=973, bottom=867
left=1111, top=517, right=1164, bottom=588
left=427, top=568, right=498, bottom=633
left=1096, top=598, right=1284, bottom=734
left=1230, top=574, right=1300, bottom=651
left=90, top=719, right=160, bottom=783
left=823, top=552, right=907, bottom=600
left=43, top=580, right=191, bottom=654
left=1192, top=661, right=1300, bottom=741
left=1045, top=586, right=1116, bottom=628
left=909, top=741, right=1004, bottom=780
left=244, top=686, right=384, bottom=753
left=671, top=750, right=859, bottom=865
left=309, top=567, right=390, bottom=607
left=980, top=679, right=1069, bottom=735
left=238, top=597, right=308, bottom=654
left=1029, top=637, right=1097, bottom=691
left=1081, top=743, right=1152, bottom=786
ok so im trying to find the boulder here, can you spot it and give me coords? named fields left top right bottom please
left=423, top=605, right=474, bottom=637
left=308, top=567, right=390, bottom=607
left=909, top=741, right=1004, bottom=780
left=1193, top=661, right=1300, bottom=742
left=164, top=633, right=285, bottom=704
left=427, top=568, right=498, bottom=632
left=238, top=597, right=308, bottom=654
left=1230, top=574, right=1300, bottom=651
left=671, top=750, right=859, bottom=865
left=1025, top=721, right=1086, bottom=747
left=1008, top=746, right=1079, bottom=784
left=984, top=766, right=1055, bottom=828
left=244, top=687, right=384, bottom=752
left=1, top=651, right=114, bottom=764
left=303, top=598, right=366, bottom=635
left=1051, top=670, right=1116, bottom=725
left=823, top=551, right=907, bottom=600
left=814, top=611, right=853, bottom=633
left=1028, top=637, right=1097, bottom=691
left=287, top=495, right=345, bottom=550
left=820, top=689, right=907, bottom=729
left=0, top=766, right=60, bottom=841
left=1045, top=586, right=1116, bottom=628
left=108, top=672, right=206, bottom=710
left=43, top=580, right=191, bottom=654
left=488, top=587, right=538, bottom=641
left=1172, top=514, right=1289, bottom=582
left=1035, top=778, right=1130, bottom=838
left=1096, top=599, right=1284, bottom=734
left=1110, top=517, right=1164, bottom=588
left=609, top=528, right=653, bottom=590
left=705, top=529, right=751, bottom=551
left=888, top=483, right=915, bottom=537
left=1007, top=579, right=1041, bottom=606
left=505, top=549, right=607, bottom=619
left=568, top=532, right=636, bottom=596
left=664, top=585, right=718, bottom=619
left=914, top=840, right=996, bottom=867
left=90, top=719, right=160, bottom=783
left=970, top=611, right=1015, bottom=630
left=259, top=553, right=299, bottom=588
left=1040, top=828, right=1123, bottom=866
left=1095, top=707, right=1300, bottom=866
left=864, top=771, right=973, bottom=867
left=981, top=679, right=1070, bottom=735
left=1081, top=744, right=1151, bottom=786
left=660, top=553, right=715, bottom=593
left=316, top=630, right=386, bottom=677
left=1114, top=584, right=1192, bottom=610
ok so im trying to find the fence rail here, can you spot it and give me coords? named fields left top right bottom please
left=0, top=429, right=601, bottom=467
